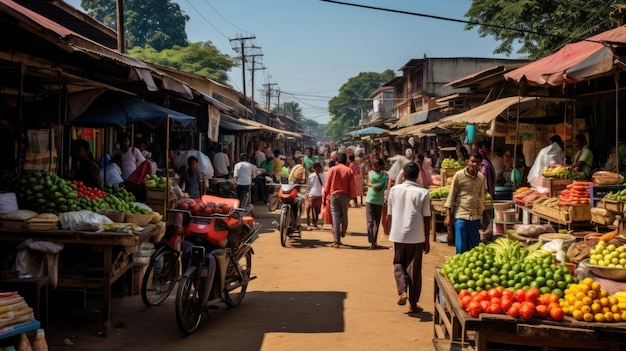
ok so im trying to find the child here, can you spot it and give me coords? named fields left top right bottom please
left=306, top=163, right=326, bottom=229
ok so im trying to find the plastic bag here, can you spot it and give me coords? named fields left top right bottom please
left=514, top=224, right=555, bottom=238
left=527, top=143, right=564, bottom=184
left=59, top=210, right=112, bottom=231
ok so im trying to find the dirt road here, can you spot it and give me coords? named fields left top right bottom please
left=46, top=202, right=455, bottom=350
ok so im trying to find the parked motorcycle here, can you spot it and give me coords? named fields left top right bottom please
left=174, top=197, right=260, bottom=335
left=277, top=182, right=307, bottom=247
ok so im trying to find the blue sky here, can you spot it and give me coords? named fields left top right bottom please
left=66, top=0, right=520, bottom=123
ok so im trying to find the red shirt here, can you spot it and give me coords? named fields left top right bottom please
left=324, top=163, right=356, bottom=198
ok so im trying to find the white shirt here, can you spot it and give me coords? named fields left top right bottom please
left=120, top=147, right=146, bottom=180
left=213, top=152, right=230, bottom=176
left=307, top=172, right=326, bottom=197
left=254, top=150, right=266, bottom=168
left=100, top=163, right=124, bottom=186
left=388, top=180, right=431, bottom=244
left=234, top=161, right=255, bottom=186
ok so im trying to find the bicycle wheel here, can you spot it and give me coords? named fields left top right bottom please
left=141, top=247, right=180, bottom=307
left=268, top=195, right=279, bottom=212
left=279, top=206, right=291, bottom=247
left=224, top=250, right=252, bottom=307
left=175, top=269, right=202, bottom=335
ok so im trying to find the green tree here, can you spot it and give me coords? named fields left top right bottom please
left=271, top=101, right=303, bottom=122
left=465, top=0, right=619, bottom=59
left=81, top=0, right=189, bottom=51
left=127, top=42, right=235, bottom=85
left=326, top=70, right=395, bottom=140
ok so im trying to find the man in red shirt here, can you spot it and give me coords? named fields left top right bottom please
left=323, top=153, right=356, bottom=248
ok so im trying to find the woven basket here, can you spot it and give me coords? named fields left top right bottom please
left=125, top=213, right=153, bottom=226
left=98, top=210, right=126, bottom=223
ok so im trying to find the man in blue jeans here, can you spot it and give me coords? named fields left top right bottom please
left=233, top=153, right=255, bottom=207
left=444, top=151, right=490, bottom=254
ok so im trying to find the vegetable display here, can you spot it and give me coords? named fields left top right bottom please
left=558, top=181, right=591, bottom=205
left=0, top=171, right=149, bottom=215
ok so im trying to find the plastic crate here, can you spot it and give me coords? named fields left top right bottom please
left=590, top=184, right=626, bottom=207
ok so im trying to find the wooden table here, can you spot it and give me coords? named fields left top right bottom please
left=0, top=222, right=164, bottom=337
left=433, top=269, right=626, bottom=350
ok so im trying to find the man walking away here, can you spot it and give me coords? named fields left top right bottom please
left=388, top=162, right=431, bottom=315
left=233, top=153, right=255, bottom=207
left=323, top=153, right=356, bottom=248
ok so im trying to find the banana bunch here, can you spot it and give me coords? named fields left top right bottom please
left=542, top=166, right=567, bottom=178
left=488, top=238, right=526, bottom=264
left=151, top=212, right=163, bottom=223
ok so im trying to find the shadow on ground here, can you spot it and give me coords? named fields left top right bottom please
left=48, top=290, right=346, bottom=350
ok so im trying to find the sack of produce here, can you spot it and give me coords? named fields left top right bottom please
left=592, top=171, right=624, bottom=185
left=514, top=224, right=555, bottom=238
left=59, top=210, right=112, bottom=231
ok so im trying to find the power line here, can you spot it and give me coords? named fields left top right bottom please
left=183, top=0, right=229, bottom=40
left=202, top=0, right=251, bottom=34
left=319, top=0, right=607, bottom=44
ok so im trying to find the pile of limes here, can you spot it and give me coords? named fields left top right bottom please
left=441, top=242, right=577, bottom=297
left=561, top=277, right=625, bottom=322
left=588, top=240, right=626, bottom=268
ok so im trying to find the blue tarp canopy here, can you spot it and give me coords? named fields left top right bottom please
left=68, top=90, right=196, bottom=129
left=350, top=126, right=387, bottom=136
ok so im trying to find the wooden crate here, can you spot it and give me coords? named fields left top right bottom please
left=441, top=167, right=463, bottom=186
left=538, top=177, right=574, bottom=197
left=146, top=188, right=166, bottom=201
left=590, top=207, right=616, bottom=225
left=564, top=204, right=592, bottom=222
left=599, top=199, right=625, bottom=213
left=26, top=221, right=58, bottom=231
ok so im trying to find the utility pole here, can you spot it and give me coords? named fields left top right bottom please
left=262, top=82, right=278, bottom=111
left=276, top=89, right=281, bottom=115
left=116, top=0, right=124, bottom=52
left=229, top=35, right=256, bottom=111
left=248, top=53, right=264, bottom=109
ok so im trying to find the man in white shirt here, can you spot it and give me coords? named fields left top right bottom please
left=213, top=145, right=230, bottom=177
left=387, top=162, right=431, bottom=315
left=254, top=144, right=267, bottom=168
left=233, top=153, right=255, bottom=206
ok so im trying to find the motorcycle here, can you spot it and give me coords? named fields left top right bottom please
left=174, top=197, right=260, bottom=335
left=277, top=182, right=307, bottom=247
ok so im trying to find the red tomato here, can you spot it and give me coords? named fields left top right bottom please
left=526, top=287, right=540, bottom=303
left=488, top=288, right=502, bottom=299
left=535, top=304, right=550, bottom=318
left=467, top=301, right=482, bottom=318
left=480, top=300, right=490, bottom=313
left=458, top=289, right=470, bottom=300
left=500, top=298, right=513, bottom=312
left=520, top=301, right=535, bottom=320
left=488, top=303, right=502, bottom=314
left=461, top=295, right=473, bottom=309
left=514, top=289, right=526, bottom=303
left=549, top=307, right=565, bottom=321
left=502, top=289, right=515, bottom=299
left=537, top=295, right=550, bottom=306
left=489, top=297, right=501, bottom=306
left=507, top=305, right=520, bottom=318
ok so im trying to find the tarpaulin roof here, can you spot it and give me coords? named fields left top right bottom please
left=68, top=90, right=196, bottom=129
left=504, top=25, right=626, bottom=87
left=349, top=126, right=387, bottom=137
left=437, top=96, right=567, bottom=126
left=392, top=108, right=445, bottom=128
left=220, top=114, right=260, bottom=131
left=389, top=121, right=448, bottom=137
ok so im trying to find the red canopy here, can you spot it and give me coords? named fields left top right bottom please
left=504, top=26, right=626, bottom=87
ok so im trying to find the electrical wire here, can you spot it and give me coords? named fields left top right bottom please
left=202, top=0, right=251, bottom=34
left=183, top=0, right=229, bottom=40
left=319, top=0, right=610, bottom=44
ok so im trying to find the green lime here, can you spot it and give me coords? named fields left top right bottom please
left=539, top=286, right=551, bottom=294
left=556, top=281, right=567, bottom=290
left=514, top=282, right=523, bottom=290
left=467, top=280, right=476, bottom=289
left=507, top=279, right=516, bottom=287
left=544, top=271, right=554, bottom=280
left=535, top=277, right=546, bottom=287
left=546, top=279, right=557, bottom=289
left=536, top=269, right=545, bottom=278
left=552, top=288, right=564, bottom=298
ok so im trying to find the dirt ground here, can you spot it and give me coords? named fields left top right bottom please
left=43, top=201, right=455, bottom=351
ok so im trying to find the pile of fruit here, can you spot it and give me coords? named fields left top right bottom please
left=0, top=171, right=150, bottom=215
left=441, top=158, right=466, bottom=169
left=145, top=175, right=171, bottom=189
left=459, top=287, right=564, bottom=321
left=542, top=166, right=586, bottom=180
left=561, top=277, right=626, bottom=322
left=603, top=188, right=626, bottom=202
left=441, top=239, right=575, bottom=297
left=428, top=186, right=492, bottom=201
left=176, top=198, right=231, bottom=216
left=558, top=181, right=591, bottom=205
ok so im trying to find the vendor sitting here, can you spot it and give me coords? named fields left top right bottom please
left=68, top=139, right=101, bottom=188
left=572, top=134, right=593, bottom=179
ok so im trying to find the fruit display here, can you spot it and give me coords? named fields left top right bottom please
left=588, top=239, right=626, bottom=268
left=561, top=277, right=626, bottom=322
left=0, top=171, right=149, bottom=215
left=441, top=239, right=575, bottom=296
left=541, top=166, right=586, bottom=179
left=459, top=286, right=564, bottom=321
left=145, top=175, right=171, bottom=189
left=175, top=198, right=232, bottom=216
left=514, top=187, right=531, bottom=195
left=558, top=181, right=591, bottom=205
left=428, top=186, right=492, bottom=200
left=513, top=189, right=546, bottom=207
left=603, top=188, right=626, bottom=202
left=441, top=158, right=466, bottom=169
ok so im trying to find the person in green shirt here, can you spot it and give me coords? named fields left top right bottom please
left=366, top=157, right=388, bottom=249
left=303, top=147, right=315, bottom=174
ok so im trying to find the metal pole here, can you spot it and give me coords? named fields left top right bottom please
left=616, top=70, right=620, bottom=175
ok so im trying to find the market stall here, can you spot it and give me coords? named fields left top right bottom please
left=433, top=234, right=626, bottom=350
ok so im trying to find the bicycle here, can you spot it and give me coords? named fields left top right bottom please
left=140, top=212, right=185, bottom=307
